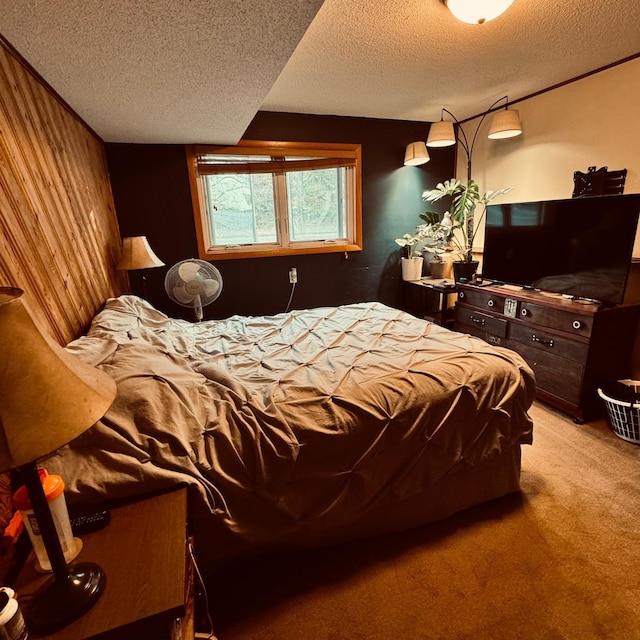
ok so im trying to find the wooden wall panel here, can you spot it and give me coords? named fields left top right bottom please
left=0, top=40, right=127, bottom=345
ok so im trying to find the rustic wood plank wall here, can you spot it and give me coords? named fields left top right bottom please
left=0, top=39, right=127, bottom=345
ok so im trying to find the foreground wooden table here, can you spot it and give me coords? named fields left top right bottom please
left=14, top=487, right=193, bottom=639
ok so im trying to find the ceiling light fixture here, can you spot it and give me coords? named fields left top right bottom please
left=424, top=96, right=522, bottom=180
left=442, top=0, right=515, bottom=25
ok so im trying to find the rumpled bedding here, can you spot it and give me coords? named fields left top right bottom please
left=45, top=295, right=535, bottom=548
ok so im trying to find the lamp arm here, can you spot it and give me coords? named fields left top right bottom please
left=441, top=108, right=471, bottom=180
left=465, top=96, right=510, bottom=180
left=21, top=461, right=70, bottom=581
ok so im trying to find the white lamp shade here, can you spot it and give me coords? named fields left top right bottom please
left=445, top=0, right=515, bottom=24
left=427, top=120, right=456, bottom=147
left=488, top=108, right=522, bottom=139
left=404, top=141, right=430, bottom=166
left=0, top=288, right=116, bottom=471
left=117, top=236, right=165, bottom=270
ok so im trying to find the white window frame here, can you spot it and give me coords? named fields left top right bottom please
left=187, top=141, right=363, bottom=260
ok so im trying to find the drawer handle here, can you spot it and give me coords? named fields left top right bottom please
left=521, top=308, right=530, bottom=317
left=532, top=334, right=554, bottom=348
left=459, top=292, right=465, bottom=299
left=572, top=320, right=582, bottom=330
left=470, top=315, right=486, bottom=326
left=487, top=300, right=494, bottom=307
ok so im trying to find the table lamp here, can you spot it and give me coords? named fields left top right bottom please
left=117, top=235, right=165, bottom=299
left=0, top=287, right=116, bottom=633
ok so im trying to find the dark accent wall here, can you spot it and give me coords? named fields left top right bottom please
left=106, top=112, right=454, bottom=320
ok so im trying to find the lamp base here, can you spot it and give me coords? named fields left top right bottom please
left=27, top=562, right=106, bottom=633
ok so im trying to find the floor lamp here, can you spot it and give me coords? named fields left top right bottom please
left=426, top=96, right=522, bottom=180
left=0, top=287, right=116, bottom=633
left=403, top=96, right=522, bottom=177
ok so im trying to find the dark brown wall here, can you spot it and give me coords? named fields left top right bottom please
left=106, top=112, right=454, bottom=320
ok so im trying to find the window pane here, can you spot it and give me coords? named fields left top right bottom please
left=286, top=168, right=347, bottom=241
left=204, top=173, right=277, bottom=245
left=188, top=142, right=362, bottom=260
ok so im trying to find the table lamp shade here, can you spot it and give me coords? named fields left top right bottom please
left=117, top=236, right=164, bottom=270
left=0, top=287, right=116, bottom=471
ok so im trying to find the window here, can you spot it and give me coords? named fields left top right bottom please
left=187, top=141, right=362, bottom=260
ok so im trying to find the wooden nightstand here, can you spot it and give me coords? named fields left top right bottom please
left=13, top=487, right=194, bottom=639
left=403, top=278, right=458, bottom=327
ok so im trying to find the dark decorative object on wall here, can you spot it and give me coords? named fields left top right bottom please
left=572, top=165, right=627, bottom=197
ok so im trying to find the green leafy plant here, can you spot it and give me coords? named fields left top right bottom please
left=421, top=179, right=512, bottom=263
left=415, top=211, right=454, bottom=262
left=396, top=211, right=455, bottom=261
left=395, top=230, right=426, bottom=259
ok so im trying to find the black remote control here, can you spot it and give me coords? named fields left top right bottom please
left=69, top=509, right=111, bottom=536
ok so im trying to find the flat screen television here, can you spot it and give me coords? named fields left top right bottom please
left=481, top=194, right=640, bottom=305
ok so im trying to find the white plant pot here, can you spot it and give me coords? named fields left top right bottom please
left=401, top=256, right=424, bottom=281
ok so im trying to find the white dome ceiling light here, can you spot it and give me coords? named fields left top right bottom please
left=443, top=0, right=515, bottom=25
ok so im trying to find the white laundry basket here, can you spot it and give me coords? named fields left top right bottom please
left=597, top=383, right=640, bottom=445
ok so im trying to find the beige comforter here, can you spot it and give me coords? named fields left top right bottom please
left=46, top=295, right=534, bottom=550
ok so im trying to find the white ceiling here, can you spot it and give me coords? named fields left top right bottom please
left=1, top=0, right=639, bottom=144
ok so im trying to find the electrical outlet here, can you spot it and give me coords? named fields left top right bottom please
left=289, top=267, right=298, bottom=284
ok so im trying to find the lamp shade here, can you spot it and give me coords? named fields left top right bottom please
left=427, top=120, right=456, bottom=147
left=488, top=108, right=522, bottom=139
left=0, top=288, right=116, bottom=471
left=404, top=141, right=430, bottom=166
left=117, top=236, right=164, bottom=270
left=445, top=0, right=515, bottom=24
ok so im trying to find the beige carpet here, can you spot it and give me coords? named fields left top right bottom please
left=210, top=402, right=640, bottom=639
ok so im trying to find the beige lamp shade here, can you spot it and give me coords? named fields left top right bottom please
left=0, top=288, right=116, bottom=471
left=488, top=108, right=522, bottom=139
left=117, top=236, right=164, bottom=270
left=444, top=0, right=515, bottom=24
left=404, top=141, right=430, bottom=166
left=427, top=120, right=456, bottom=147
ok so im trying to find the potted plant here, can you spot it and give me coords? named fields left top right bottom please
left=395, top=230, right=426, bottom=281
left=422, top=179, right=512, bottom=281
left=416, top=211, right=454, bottom=278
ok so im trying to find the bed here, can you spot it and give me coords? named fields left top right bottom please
left=44, top=295, right=535, bottom=568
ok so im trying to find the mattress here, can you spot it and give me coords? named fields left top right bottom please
left=45, top=295, right=535, bottom=560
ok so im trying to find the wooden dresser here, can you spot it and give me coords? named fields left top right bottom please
left=454, top=283, right=640, bottom=421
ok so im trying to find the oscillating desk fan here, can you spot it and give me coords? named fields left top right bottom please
left=164, top=259, right=222, bottom=321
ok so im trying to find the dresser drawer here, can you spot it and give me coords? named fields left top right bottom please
left=456, top=322, right=509, bottom=348
left=455, top=304, right=508, bottom=337
left=457, top=289, right=504, bottom=314
left=517, top=301, right=593, bottom=337
left=509, top=323, right=589, bottom=362
left=511, top=341, right=584, bottom=405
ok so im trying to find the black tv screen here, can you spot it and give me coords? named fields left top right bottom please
left=482, top=194, right=640, bottom=305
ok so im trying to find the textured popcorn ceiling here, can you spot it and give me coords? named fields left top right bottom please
left=0, top=0, right=325, bottom=143
left=1, top=0, right=639, bottom=144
